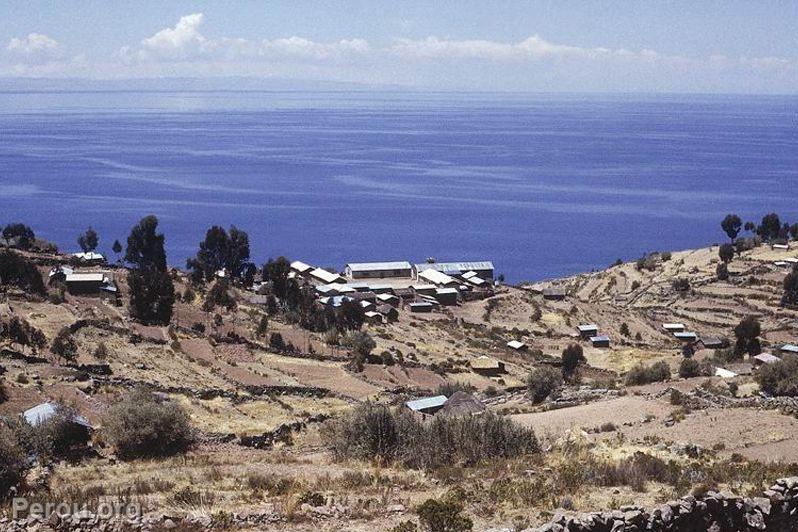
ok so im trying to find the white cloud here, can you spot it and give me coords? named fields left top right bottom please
left=6, top=33, right=64, bottom=65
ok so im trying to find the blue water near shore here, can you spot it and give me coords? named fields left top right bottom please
left=1, top=91, right=797, bottom=282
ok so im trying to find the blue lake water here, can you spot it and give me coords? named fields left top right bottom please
left=1, top=91, right=797, bottom=282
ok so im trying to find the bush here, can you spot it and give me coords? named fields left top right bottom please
left=436, top=381, right=476, bottom=398
left=626, top=361, right=671, bottom=385
left=416, top=496, right=473, bottom=532
left=202, top=279, right=237, bottom=312
left=0, top=380, right=6, bottom=404
left=561, top=344, right=585, bottom=378
left=322, top=403, right=538, bottom=470
left=51, top=327, right=78, bottom=361
left=0, top=422, right=28, bottom=496
left=0, top=250, right=45, bottom=295
left=103, top=388, right=193, bottom=459
left=678, top=358, right=703, bottom=378
left=620, top=323, right=630, bottom=337
left=756, top=355, right=798, bottom=396
left=716, top=262, right=729, bottom=281
left=526, top=366, right=562, bottom=403
left=29, top=403, right=91, bottom=459
left=672, top=278, right=690, bottom=292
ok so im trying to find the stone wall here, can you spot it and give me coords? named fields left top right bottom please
left=533, top=477, right=798, bottom=531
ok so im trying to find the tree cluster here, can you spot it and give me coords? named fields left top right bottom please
left=2, top=223, right=35, bottom=249
left=125, top=216, right=175, bottom=325
left=0, top=250, right=46, bottom=295
left=187, top=225, right=250, bottom=283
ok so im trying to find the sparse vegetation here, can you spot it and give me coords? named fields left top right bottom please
left=526, top=366, right=562, bottom=403
left=0, top=422, right=28, bottom=496
left=626, top=361, right=671, bottom=385
left=756, top=354, right=798, bottom=396
left=561, top=344, right=585, bottom=379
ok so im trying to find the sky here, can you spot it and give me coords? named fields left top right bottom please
left=1, top=1, right=798, bottom=93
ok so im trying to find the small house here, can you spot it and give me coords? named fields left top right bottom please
left=408, top=301, right=434, bottom=313
left=470, top=355, right=506, bottom=376
left=72, top=251, right=105, bottom=265
left=417, top=269, right=459, bottom=288
left=360, top=300, right=375, bottom=311
left=368, top=284, right=394, bottom=294
left=577, top=324, right=599, bottom=339
left=780, top=344, right=798, bottom=355
left=364, top=311, right=384, bottom=324
left=753, top=353, right=781, bottom=366
left=376, top=293, right=399, bottom=307
left=714, top=367, right=738, bottom=378
left=773, top=243, right=790, bottom=251
left=434, top=287, right=459, bottom=306
left=406, top=395, right=448, bottom=416
left=376, top=304, right=399, bottom=322
left=414, top=261, right=494, bottom=281
left=438, top=391, right=486, bottom=416
left=543, top=288, right=566, bottom=301
left=23, top=403, right=92, bottom=453
left=290, top=260, right=314, bottom=277
left=64, top=272, right=109, bottom=295
left=410, top=284, right=437, bottom=296
left=673, top=331, right=699, bottom=342
left=506, top=340, right=527, bottom=351
left=662, top=323, right=686, bottom=333
left=700, top=337, right=729, bottom=350
left=309, top=268, right=346, bottom=285
left=589, top=335, right=611, bottom=348
left=345, top=261, right=412, bottom=280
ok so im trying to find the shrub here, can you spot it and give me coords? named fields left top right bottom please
left=0, top=380, right=6, bottom=403
left=0, top=250, right=46, bottom=295
left=734, top=316, right=762, bottom=357
left=620, top=323, right=630, bottom=337
left=561, top=344, right=585, bottom=378
left=269, top=332, right=286, bottom=352
left=756, top=355, right=798, bottom=396
left=28, top=403, right=91, bottom=459
left=202, top=279, right=237, bottom=311
left=626, top=361, right=671, bottom=385
left=416, top=496, right=473, bottom=532
left=103, top=388, right=193, bottom=459
left=679, top=358, right=701, bottom=378
left=51, top=327, right=78, bottom=361
left=436, top=381, right=476, bottom=398
left=93, top=342, right=108, bottom=360
left=526, top=366, right=562, bottom=403
left=672, top=278, right=690, bottom=292
left=716, top=262, right=729, bottom=281
left=631, top=280, right=641, bottom=291
left=0, top=422, right=28, bottom=496
left=322, top=403, right=538, bottom=470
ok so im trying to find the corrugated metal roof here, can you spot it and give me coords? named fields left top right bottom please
left=781, top=344, right=798, bottom=353
left=754, top=353, right=781, bottom=364
left=347, top=261, right=412, bottom=272
left=406, top=395, right=448, bottom=412
left=577, top=324, right=598, bottom=332
left=23, top=403, right=91, bottom=428
left=590, top=335, right=610, bottom=342
left=418, top=269, right=457, bottom=286
left=72, top=251, right=105, bottom=261
left=674, top=331, right=698, bottom=339
left=65, top=273, right=105, bottom=283
left=507, top=340, right=526, bottom=350
left=310, top=268, right=343, bottom=283
left=291, top=260, right=313, bottom=273
left=436, top=287, right=459, bottom=295
left=415, top=261, right=494, bottom=274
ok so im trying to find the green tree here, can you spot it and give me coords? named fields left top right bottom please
left=716, top=262, right=729, bottom=281
left=718, top=243, right=735, bottom=263
left=77, top=226, right=99, bottom=253
left=202, top=278, right=237, bottom=311
left=526, top=366, right=562, bottom=403
left=783, top=264, right=798, bottom=307
left=744, top=221, right=755, bottom=233
left=734, top=316, right=762, bottom=357
left=2, top=223, right=35, bottom=249
left=0, top=251, right=45, bottom=295
left=561, top=344, right=585, bottom=379
left=1, top=316, right=46, bottom=354
left=263, top=257, right=291, bottom=299
left=112, top=239, right=123, bottom=261
left=337, top=299, right=365, bottom=332
left=720, top=214, right=742, bottom=242
left=187, top=225, right=251, bottom=283
left=128, top=268, right=175, bottom=325
left=51, top=327, right=78, bottom=361
left=125, top=215, right=167, bottom=272
left=790, top=223, right=798, bottom=241
left=757, top=213, right=782, bottom=242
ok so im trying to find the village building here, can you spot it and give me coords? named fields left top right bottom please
left=364, top=311, right=384, bottom=324
left=367, top=284, right=394, bottom=294
left=543, top=288, right=567, bottom=300
left=376, top=293, right=399, bottom=307
left=290, top=260, right=314, bottom=278
left=700, top=337, right=729, bottom=350
left=408, top=301, right=434, bottom=313
left=309, top=268, right=346, bottom=285
left=72, top=251, right=105, bottom=265
left=64, top=272, right=116, bottom=296
left=434, top=287, right=459, bottom=306
left=410, top=284, right=437, bottom=296
left=376, top=304, right=399, bottom=322
left=780, top=344, right=798, bottom=355
left=406, top=395, right=448, bottom=416
left=462, top=272, right=489, bottom=288
left=590, top=335, right=611, bottom=348
left=714, top=367, right=738, bottom=378
left=413, top=261, right=494, bottom=281
left=438, top=391, right=486, bottom=416
left=662, top=323, right=686, bottom=333
left=577, top=324, right=599, bottom=339
left=506, top=340, right=527, bottom=351
left=417, top=269, right=460, bottom=288
left=753, top=353, right=781, bottom=366
left=360, top=300, right=375, bottom=311
left=344, top=261, right=412, bottom=280
left=673, top=331, right=698, bottom=342
left=773, top=243, right=790, bottom=251
left=470, top=355, right=506, bottom=376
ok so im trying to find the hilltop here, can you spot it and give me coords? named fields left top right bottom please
left=1, top=219, right=798, bottom=531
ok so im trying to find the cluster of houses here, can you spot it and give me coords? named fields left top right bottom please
left=283, top=259, right=495, bottom=324
left=577, top=323, right=610, bottom=348
left=48, top=265, right=118, bottom=300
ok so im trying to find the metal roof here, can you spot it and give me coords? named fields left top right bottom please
left=507, top=340, right=526, bottom=350
left=781, top=344, right=798, bottom=353
left=23, top=403, right=91, bottom=428
left=310, top=268, right=343, bottom=283
left=415, top=261, right=494, bottom=273
left=674, top=331, right=698, bottom=338
left=577, top=324, right=598, bottom=332
left=590, top=335, right=611, bottom=342
left=290, top=260, right=313, bottom=273
left=72, top=251, right=105, bottom=261
left=663, top=323, right=686, bottom=330
left=406, top=395, right=448, bottom=412
left=754, top=353, right=781, bottom=364
left=436, top=287, right=459, bottom=294
left=65, top=273, right=106, bottom=283
left=418, top=269, right=457, bottom=286
left=714, top=367, right=738, bottom=378
left=346, top=261, right=411, bottom=272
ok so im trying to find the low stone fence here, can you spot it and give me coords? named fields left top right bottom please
left=534, top=477, right=798, bottom=531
